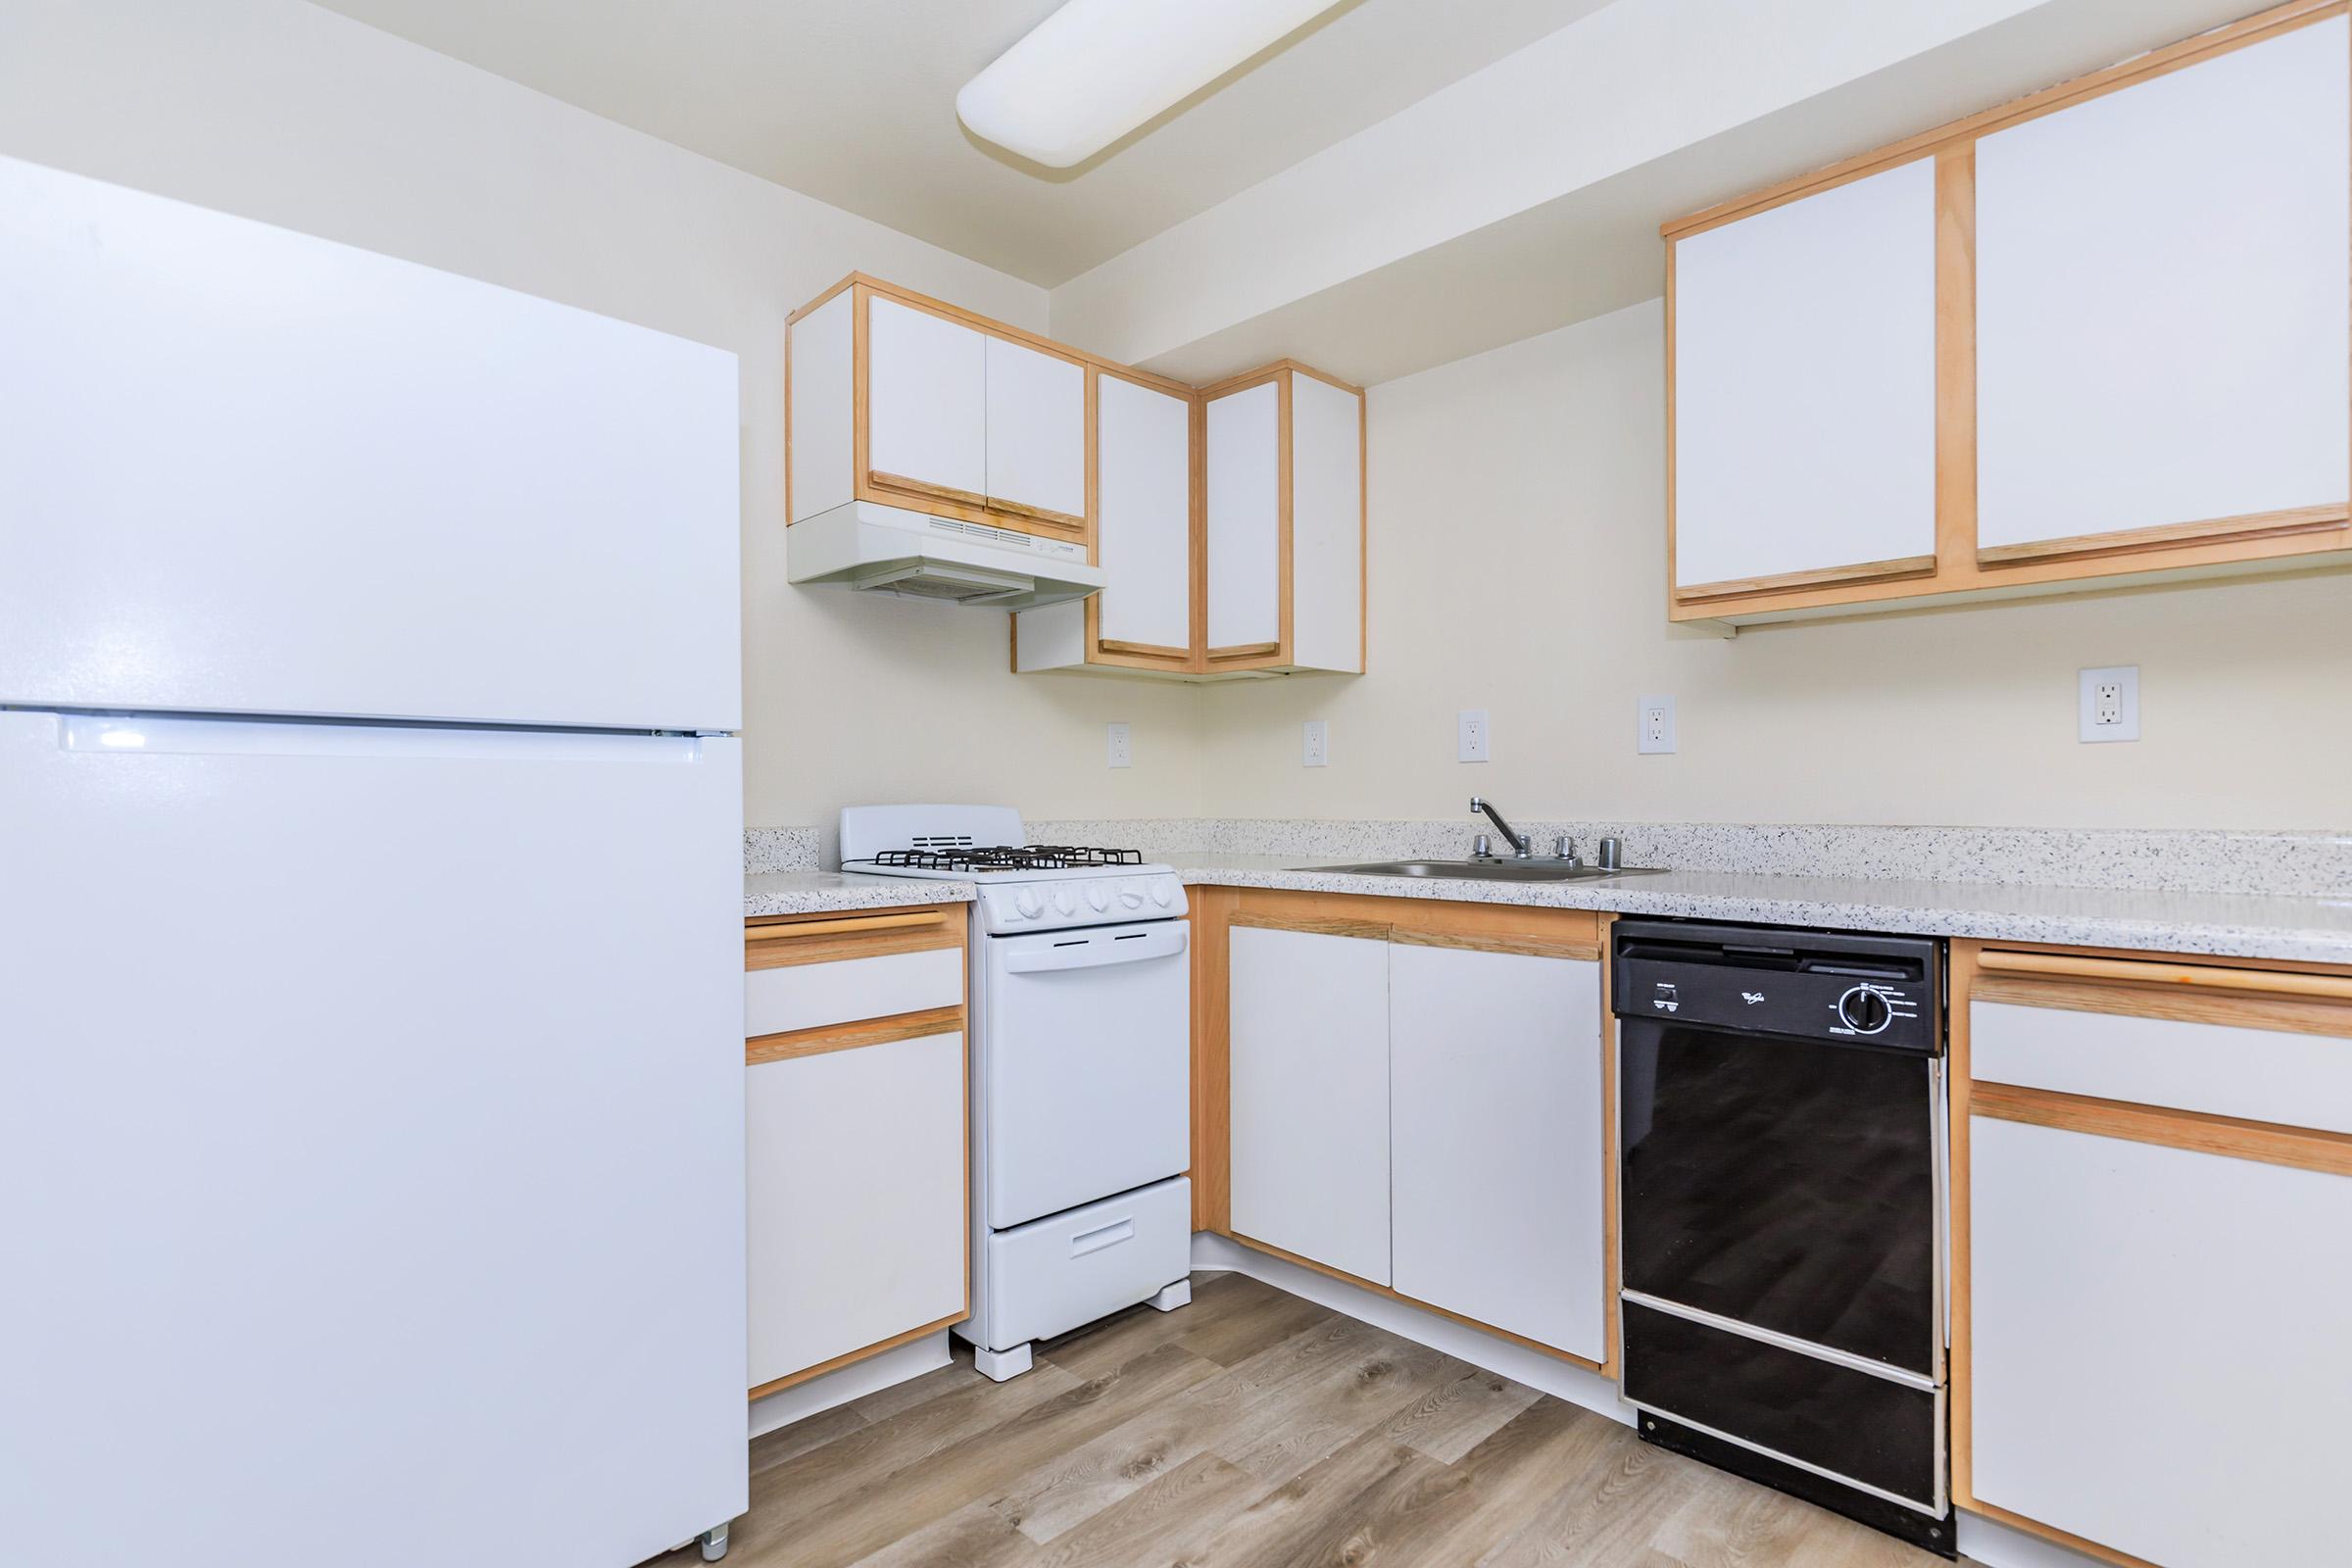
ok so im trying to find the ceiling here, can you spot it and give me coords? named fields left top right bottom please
left=312, top=0, right=1615, bottom=287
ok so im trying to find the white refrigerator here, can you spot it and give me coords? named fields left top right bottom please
left=0, top=157, right=749, bottom=1564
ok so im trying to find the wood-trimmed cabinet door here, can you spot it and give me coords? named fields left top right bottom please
left=1670, top=155, right=1938, bottom=605
left=982, top=334, right=1087, bottom=531
left=863, top=294, right=989, bottom=512
left=1389, top=940, right=1607, bottom=1360
left=1973, top=14, right=2351, bottom=567
left=1013, top=368, right=1197, bottom=675
left=1227, top=923, right=1392, bottom=1284
left=1201, top=366, right=1364, bottom=676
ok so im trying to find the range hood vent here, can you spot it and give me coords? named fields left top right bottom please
left=787, top=501, right=1104, bottom=612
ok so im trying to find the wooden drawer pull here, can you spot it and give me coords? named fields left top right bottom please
left=747, top=910, right=951, bottom=942
left=1978, top=950, right=2352, bottom=1003
left=867, top=469, right=989, bottom=511
left=985, top=496, right=1086, bottom=530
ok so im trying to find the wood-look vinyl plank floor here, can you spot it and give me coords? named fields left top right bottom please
left=660, top=1271, right=1960, bottom=1568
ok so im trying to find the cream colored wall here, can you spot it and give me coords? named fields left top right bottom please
left=1199, top=298, right=2352, bottom=830
left=0, top=0, right=1204, bottom=831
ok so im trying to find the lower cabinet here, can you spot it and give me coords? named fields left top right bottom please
left=743, top=910, right=970, bottom=1397
left=1218, top=896, right=1613, bottom=1369
left=1957, top=942, right=2352, bottom=1568
left=1390, top=939, right=1606, bottom=1360
left=1227, top=922, right=1393, bottom=1285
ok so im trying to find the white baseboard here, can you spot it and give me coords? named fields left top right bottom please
left=746, top=1331, right=953, bottom=1440
left=1190, top=1233, right=1631, bottom=1428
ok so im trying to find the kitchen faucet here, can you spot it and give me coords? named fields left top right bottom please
left=1469, top=796, right=1532, bottom=858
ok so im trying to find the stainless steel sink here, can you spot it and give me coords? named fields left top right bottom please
left=1303, top=858, right=1665, bottom=883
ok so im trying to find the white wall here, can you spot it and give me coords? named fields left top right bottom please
left=0, top=0, right=1203, bottom=830
left=1198, top=298, right=2352, bottom=830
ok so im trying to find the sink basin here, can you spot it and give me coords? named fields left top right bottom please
left=1303, top=858, right=1665, bottom=883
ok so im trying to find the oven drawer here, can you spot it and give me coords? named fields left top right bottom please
left=1623, top=1299, right=1942, bottom=1512
left=745, top=944, right=963, bottom=1039
left=977, top=1177, right=1190, bottom=1351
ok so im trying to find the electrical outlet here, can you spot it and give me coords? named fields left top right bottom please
left=1105, top=721, right=1132, bottom=768
left=1302, top=719, right=1329, bottom=768
left=1638, top=695, right=1677, bottom=755
left=2079, top=665, right=2139, bottom=743
left=1457, top=709, right=1490, bottom=763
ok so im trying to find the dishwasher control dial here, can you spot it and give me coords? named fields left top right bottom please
left=1836, top=986, right=1894, bottom=1035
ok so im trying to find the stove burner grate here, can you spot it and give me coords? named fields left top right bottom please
left=860, top=845, right=1145, bottom=873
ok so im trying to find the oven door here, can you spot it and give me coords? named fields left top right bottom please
left=1619, top=1019, right=1941, bottom=1377
left=977, top=919, right=1191, bottom=1229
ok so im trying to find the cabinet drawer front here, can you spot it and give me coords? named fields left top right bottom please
left=1969, top=1115, right=2352, bottom=1565
left=1972, top=996, right=2352, bottom=1134
left=746, top=945, right=963, bottom=1039
left=747, top=1031, right=966, bottom=1389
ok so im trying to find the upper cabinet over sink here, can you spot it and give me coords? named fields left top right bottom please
left=1663, top=1, right=2352, bottom=627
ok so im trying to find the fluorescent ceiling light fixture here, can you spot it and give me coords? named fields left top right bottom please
left=957, top=0, right=1348, bottom=169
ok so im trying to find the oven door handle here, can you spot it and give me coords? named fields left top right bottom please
left=1002, top=925, right=1189, bottom=973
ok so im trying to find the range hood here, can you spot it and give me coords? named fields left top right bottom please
left=787, top=501, right=1103, bottom=610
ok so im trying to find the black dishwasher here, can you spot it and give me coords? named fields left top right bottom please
left=1613, top=918, right=1953, bottom=1555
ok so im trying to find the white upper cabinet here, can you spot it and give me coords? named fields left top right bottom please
left=1095, top=372, right=1194, bottom=654
left=1389, top=942, right=1606, bottom=1359
left=1204, top=379, right=1283, bottom=655
left=864, top=295, right=988, bottom=504
left=1976, top=17, right=2350, bottom=561
left=1672, top=156, right=1937, bottom=595
left=983, top=336, right=1087, bottom=525
left=1202, top=368, right=1363, bottom=674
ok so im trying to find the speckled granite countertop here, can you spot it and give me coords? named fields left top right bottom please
left=1158, top=854, right=2352, bottom=965
left=743, top=871, right=974, bottom=919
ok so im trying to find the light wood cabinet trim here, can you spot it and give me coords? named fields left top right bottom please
left=1190, top=887, right=1239, bottom=1233
left=1229, top=909, right=1393, bottom=942
left=1204, top=640, right=1282, bottom=661
left=866, top=468, right=990, bottom=512
left=984, top=495, right=1088, bottom=531
left=1276, top=368, right=1296, bottom=666
left=1957, top=1498, right=2165, bottom=1568
left=1228, top=1230, right=1607, bottom=1374
left=1976, top=505, right=2351, bottom=567
left=1948, top=941, right=1982, bottom=1514
left=1663, top=0, right=2352, bottom=626
left=1662, top=0, right=2347, bottom=240
left=747, top=1309, right=967, bottom=1401
left=1096, top=638, right=1194, bottom=660
left=1389, top=927, right=1603, bottom=962
left=1971, top=1080, right=2352, bottom=1178
left=1975, top=948, right=2352, bottom=1003
left=745, top=1005, right=965, bottom=1065
left=1973, top=972, right=2352, bottom=1041
left=1674, top=554, right=1937, bottom=605
left=1597, top=911, right=1621, bottom=1380
left=745, top=927, right=963, bottom=970
left=746, top=909, right=951, bottom=942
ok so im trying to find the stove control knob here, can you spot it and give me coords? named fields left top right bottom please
left=1837, top=986, right=1893, bottom=1035
left=1052, top=886, right=1077, bottom=916
left=1150, top=881, right=1173, bottom=907
left=1086, top=883, right=1110, bottom=912
left=1118, top=882, right=1147, bottom=908
left=1012, top=888, right=1044, bottom=920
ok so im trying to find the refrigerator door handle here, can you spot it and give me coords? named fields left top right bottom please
left=49, top=711, right=710, bottom=762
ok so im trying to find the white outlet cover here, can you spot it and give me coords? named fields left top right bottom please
left=2079, top=665, right=2139, bottom=743
left=1637, top=694, right=1677, bottom=755
left=1106, top=721, right=1132, bottom=767
left=1302, top=719, right=1329, bottom=768
left=1457, top=709, right=1490, bottom=763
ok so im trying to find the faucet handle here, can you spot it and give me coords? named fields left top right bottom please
left=1597, top=836, right=1623, bottom=870
left=1553, top=834, right=1579, bottom=863
left=1472, top=832, right=1494, bottom=858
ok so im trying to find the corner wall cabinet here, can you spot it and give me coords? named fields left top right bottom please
left=787, top=274, right=1366, bottom=679
left=1665, top=0, right=2352, bottom=627
left=1952, top=940, right=2352, bottom=1568
left=742, top=907, right=969, bottom=1399
left=1196, top=889, right=1614, bottom=1371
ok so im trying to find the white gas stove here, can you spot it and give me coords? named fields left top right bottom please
left=839, top=805, right=1187, bottom=936
left=837, top=806, right=1193, bottom=1381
